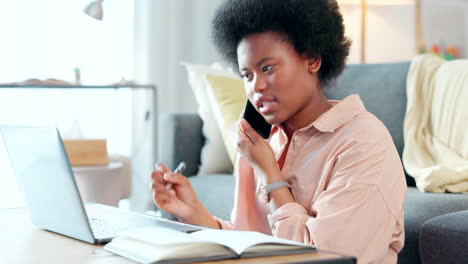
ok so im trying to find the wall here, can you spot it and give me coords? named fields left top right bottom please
left=341, top=4, right=417, bottom=64
left=423, top=0, right=467, bottom=58
left=340, top=0, right=468, bottom=64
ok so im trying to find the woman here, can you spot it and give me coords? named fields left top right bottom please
left=150, top=0, right=406, bottom=263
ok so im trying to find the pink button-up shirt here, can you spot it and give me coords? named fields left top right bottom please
left=217, top=94, right=407, bottom=264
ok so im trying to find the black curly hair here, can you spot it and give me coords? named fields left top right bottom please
left=211, top=0, right=351, bottom=87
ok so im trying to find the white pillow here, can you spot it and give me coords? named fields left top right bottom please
left=181, top=62, right=237, bottom=175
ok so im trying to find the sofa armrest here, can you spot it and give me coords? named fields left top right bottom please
left=158, top=112, right=203, bottom=177
left=419, top=210, right=468, bottom=264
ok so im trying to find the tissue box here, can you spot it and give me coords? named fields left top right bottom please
left=63, top=139, right=109, bottom=166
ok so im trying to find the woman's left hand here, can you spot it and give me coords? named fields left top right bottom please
left=236, top=119, right=281, bottom=184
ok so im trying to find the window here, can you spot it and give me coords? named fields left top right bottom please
left=0, top=0, right=135, bottom=208
left=0, top=0, right=134, bottom=84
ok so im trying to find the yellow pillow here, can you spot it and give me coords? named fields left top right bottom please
left=204, top=74, right=246, bottom=165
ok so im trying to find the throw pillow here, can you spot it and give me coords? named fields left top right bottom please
left=204, top=74, right=247, bottom=166
left=181, top=62, right=235, bottom=175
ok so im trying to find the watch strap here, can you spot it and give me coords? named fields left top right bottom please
left=262, top=180, right=290, bottom=203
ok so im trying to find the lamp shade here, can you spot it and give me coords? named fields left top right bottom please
left=83, top=0, right=104, bottom=21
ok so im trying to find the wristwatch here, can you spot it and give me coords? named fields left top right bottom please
left=261, top=180, right=291, bottom=203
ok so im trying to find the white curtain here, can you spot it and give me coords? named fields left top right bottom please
left=130, top=0, right=225, bottom=211
left=134, top=0, right=225, bottom=114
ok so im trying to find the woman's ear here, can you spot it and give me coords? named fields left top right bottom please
left=307, top=58, right=322, bottom=73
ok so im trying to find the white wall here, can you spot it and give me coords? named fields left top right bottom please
left=423, top=0, right=467, bottom=58
left=340, top=3, right=417, bottom=63
left=340, top=0, right=468, bottom=64
left=0, top=138, right=23, bottom=208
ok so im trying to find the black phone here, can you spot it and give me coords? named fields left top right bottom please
left=242, top=100, right=272, bottom=139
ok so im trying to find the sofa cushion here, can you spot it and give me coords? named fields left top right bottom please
left=399, top=187, right=468, bottom=264
left=181, top=62, right=234, bottom=175
left=324, top=61, right=413, bottom=186
left=158, top=113, right=204, bottom=177
left=325, top=62, right=410, bottom=157
left=190, top=174, right=235, bottom=221
left=419, top=210, right=468, bottom=264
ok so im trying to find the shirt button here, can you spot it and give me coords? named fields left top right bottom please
left=294, top=136, right=300, bottom=142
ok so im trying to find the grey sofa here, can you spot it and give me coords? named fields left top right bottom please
left=157, top=62, right=468, bottom=264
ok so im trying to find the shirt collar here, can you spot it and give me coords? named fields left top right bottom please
left=311, top=94, right=366, bottom=133
left=271, top=94, right=366, bottom=136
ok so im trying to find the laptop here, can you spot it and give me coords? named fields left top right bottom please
left=0, top=125, right=201, bottom=245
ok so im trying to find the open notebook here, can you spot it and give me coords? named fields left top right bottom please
left=104, top=226, right=316, bottom=264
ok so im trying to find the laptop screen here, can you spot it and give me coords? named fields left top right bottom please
left=1, top=126, right=95, bottom=243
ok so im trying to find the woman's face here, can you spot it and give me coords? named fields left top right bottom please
left=237, top=31, right=322, bottom=127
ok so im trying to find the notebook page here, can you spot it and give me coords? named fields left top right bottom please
left=117, top=226, right=205, bottom=245
left=105, top=236, right=231, bottom=263
left=191, top=229, right=309, bottom=255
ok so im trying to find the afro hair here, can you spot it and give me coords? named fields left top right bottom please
left=211, top=0, right=351, bottom=87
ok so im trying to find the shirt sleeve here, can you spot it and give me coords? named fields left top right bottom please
left=268, top=137, right=405, bottom=263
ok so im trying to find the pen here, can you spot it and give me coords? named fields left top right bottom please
left=174, top=161, right=187, bottom=174
left=166, top=161, right=186, bottom=190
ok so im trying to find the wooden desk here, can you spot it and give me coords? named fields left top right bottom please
left=0, top=208, right=355, bottom=264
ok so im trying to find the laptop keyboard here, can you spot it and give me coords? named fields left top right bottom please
left=89, top=217, right=131, bottom=239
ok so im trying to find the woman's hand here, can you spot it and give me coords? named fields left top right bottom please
left=236, top=119, right=281, bottom=184
left=149, top=163, right=219, bottom=228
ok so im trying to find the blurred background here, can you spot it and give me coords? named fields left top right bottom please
left=0, top=0, right=466, bottom=212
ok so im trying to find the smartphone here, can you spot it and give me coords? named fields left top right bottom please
left=242, top=100, right=272, bottom=139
